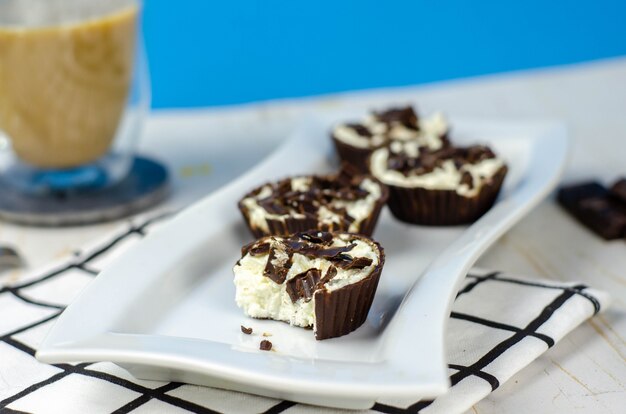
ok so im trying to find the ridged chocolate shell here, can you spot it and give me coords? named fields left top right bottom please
left=313, top=237, right=384, bottom=340
left=385, top=166, right=508, bottom=225
left=331, top=134, right=378, bottom=174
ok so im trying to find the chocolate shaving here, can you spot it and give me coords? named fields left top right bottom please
left=240, top=325, right=253, bottom=335
left=460, top=171, right=474, bottom=189
left=259, top=198, right=288, bottom=215
left=374, top=106, right=419, bottom=129
left=320, top=265, right=338, bottom=285
left=285, top=264, right=341, bottom=303
left=276, top=179, right=292, bottom=194
left=263, top=245, right=292, bottom=284
left=299, top=231, right=333, bottom=244
left=299, top=243, right=356, bottom=258
left=346, top=123, right=372, bottom=137
left=286, top=268, right=322, bottom=302
left=241, top=240, right=257, bottom=256
left=249, top=243, right=270, bottom=256
left=333, top=255, right=373, bottom=270
left=259, top=340, right=273, bottom=351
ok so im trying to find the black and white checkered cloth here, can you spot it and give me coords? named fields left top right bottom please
left=0, top=213, right=609, bottom=414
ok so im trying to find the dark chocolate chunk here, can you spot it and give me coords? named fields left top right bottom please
left=346, top=123, right=372, bottom=137
left=558, top=182, right=606, bottom=201
left=259, top=340, right=273, bottom=351
left=240, top=240, right=257, bottom=256
left=610, top=178, right=626, bottom=205
left=259, top=198, right=288, bottom=215
left=466, top=145, right=496, bottom=163
left=299, top=230, right=333, bottom=244
left=240, top=240, right=271, bottom=259
left=320, top=265, right=338, bottom=285
left=334, top=255, right=374, bottom=270
left=558, top=182, right=626, bottom=240
left=241, top=325, right=253, bottom=335
left=263, top=245, right=292, bottom=283
left=286, top=268, right=322, bottom=302
left=249, top=243, right=270, bottom=256
left=275, top=179, right=292, bottom=195
left=460, top=171, right=474, bottom=189
left=299, top=243, right=356, bottom=258
left=374, top=106, right=419, bottom=129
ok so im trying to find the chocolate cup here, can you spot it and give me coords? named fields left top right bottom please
left=236, top=232, right=386, bottom=340
left=238, top=176, right=389, bottom=238
left=313, top=239, right=384, bottom=340
left=331, top=134, right=377, bottom=174
left=385, top=166, right=508, bottom=225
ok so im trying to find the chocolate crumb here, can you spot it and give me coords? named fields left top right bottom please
left=260, top=340, right=273, bottom=351
left=240, top=325, right=253, bottom=335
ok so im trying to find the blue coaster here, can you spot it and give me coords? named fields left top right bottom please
left=0, top=156, right=169, bottom=226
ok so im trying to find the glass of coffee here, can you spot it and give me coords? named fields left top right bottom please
left=0, top=0, right=149, bottom=194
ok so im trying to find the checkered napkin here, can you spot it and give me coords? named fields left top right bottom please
left=0, top=214, right=609, bottom=414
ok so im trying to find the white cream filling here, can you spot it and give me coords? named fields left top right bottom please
left=332, top=111, right=449, bottom=150
left=233, top=236, right=380, bottom=330
left=370, top=147, right=504, bottom=197
left=242, top=177, right=383, bottom=233
left=333, top=124, right=386, bottom=149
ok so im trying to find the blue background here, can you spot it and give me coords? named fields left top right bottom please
left=142, top=1, right=626, bottom=109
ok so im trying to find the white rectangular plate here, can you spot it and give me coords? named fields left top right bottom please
left=37, top=116, right=568, bottom=409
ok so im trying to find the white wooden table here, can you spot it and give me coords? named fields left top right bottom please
left=1, top=57, right=625, bottom=413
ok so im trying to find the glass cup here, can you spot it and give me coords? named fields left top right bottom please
left=0, top=0, right=149, bottom=194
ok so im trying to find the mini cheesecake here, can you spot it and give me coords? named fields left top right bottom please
left=331, top=105, right=450, bottom=172
left=238, top=168, right=388, bottom=238
left=370, top=142, right=508, bottom=225
left=233, top=231, right=385, bottom=340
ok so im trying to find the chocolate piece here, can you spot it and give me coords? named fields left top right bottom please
left=240, top=240, right=257, bottom=256
left=240, top=325, right=253, bottom=335
left=558, top=182, right=626, bottom=240
left=320, top=265, right=338, bottom=285
left=249, top=243, right=270, bottom=256
left=259, top=340, right=273, bottom=351
left=346, top=123, right=372, bottom=137
left=263, top=245, right=292, bottom=283
left=286, top=268, right=322, bottom=302
left=298, top=243, right=356, bottom=259
left=333, top=255, right=373, bottom=270
left=299, top=230, right=333, bottom=244
left=460, top=171, right=474, bottom=189
left=610, top=178, right=626, bottom=205
left=259, top=198, right=288, bottom=215
left=374, top=106, right=419, bottom=129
